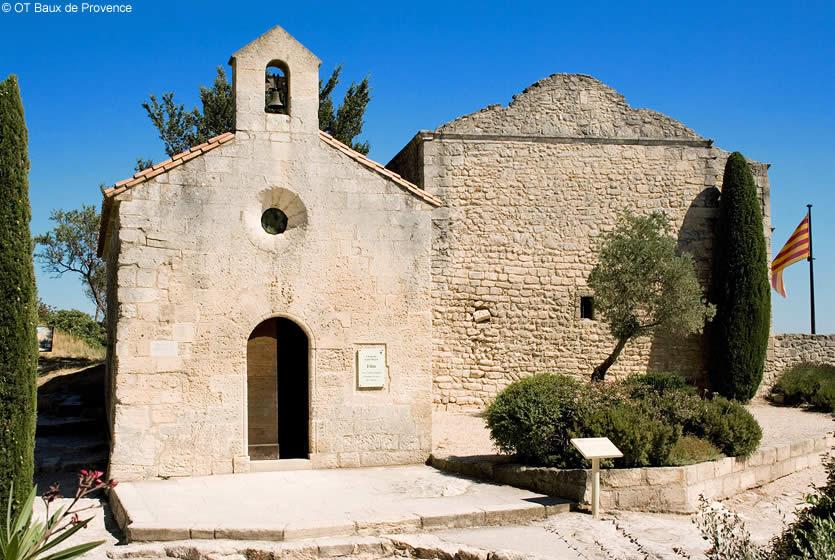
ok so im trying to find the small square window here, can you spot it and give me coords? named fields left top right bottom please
left=580, top=296, right=594, bottom=320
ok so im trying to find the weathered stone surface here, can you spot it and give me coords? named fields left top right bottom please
left=388, top=75, right=771, bottom=410
left=763, top=334, right=835, bottom=394
left=102, top=24, right=783, bottom=477
left=103, top=26, right=435, bottom=480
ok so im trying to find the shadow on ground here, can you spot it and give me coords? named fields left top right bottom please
left=38, top=357, right=102, bottom=378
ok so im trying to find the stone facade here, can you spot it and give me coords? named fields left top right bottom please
left=101, top=26, right=777, bottom=478
left=762, top=334, right=835, bottom=393
left=388, top=74, right=771, bottom=409
left=99, top=26, right=439, bottom=480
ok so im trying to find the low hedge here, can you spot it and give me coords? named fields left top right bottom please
left=486, top=372, right=762, bottom=468
left=769, top=362, right=835, bottom=412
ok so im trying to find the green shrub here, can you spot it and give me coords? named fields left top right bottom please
left=485, top=374, right=591, bottom=467
left=486, top=372, right=763, bottom=469
left=41, top=308, right=106, bottom=349
left=625, top=371, right=695, bottom=395
left=486, top=374, right=679, bottom=468
left=771, top=362, right=835, bottom=412
left=625, top=377, right=703, bottom=428
left=593, top=401, right=681, bottom=467
left=771, top=455, right=835, bottom=558
left=669, top=436, right=723, bottom=466
left=689, top=397, right=761, bottom=457
left=811, top=382, right=835, bottom=412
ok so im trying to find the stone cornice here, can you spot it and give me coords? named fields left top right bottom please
left=420, top=131, right=714, bottom=148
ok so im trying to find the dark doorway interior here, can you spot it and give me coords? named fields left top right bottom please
left=246, top=317, right=309, bottom=460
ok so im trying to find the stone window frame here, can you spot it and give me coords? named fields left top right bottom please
left=577, top=291, right=596, bottom=322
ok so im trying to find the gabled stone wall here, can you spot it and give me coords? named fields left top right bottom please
left=103, top=26, right=436, bottom=481
left=390, top=74, right=771, bottom=409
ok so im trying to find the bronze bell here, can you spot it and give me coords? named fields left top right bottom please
left=266, top=88, right=285, bottom=113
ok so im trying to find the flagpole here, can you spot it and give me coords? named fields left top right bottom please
left=807, top=204, right=816, bottom=334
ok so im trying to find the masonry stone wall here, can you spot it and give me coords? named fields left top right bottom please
left=431, top=432, right=834, bottom=514
left=762, top=334, right=835, bottom=393
left=102, top=27, right=435, bottom=481
left=390, top=74, right=771, bottom=409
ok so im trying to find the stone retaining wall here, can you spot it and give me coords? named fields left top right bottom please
left=762, top=334, right=835, bottom=394
left=430, top=433, right=833, bottom=513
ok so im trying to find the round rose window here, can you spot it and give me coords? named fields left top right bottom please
left=261, top=208, right=288, bottom=235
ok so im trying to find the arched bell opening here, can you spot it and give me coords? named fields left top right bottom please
left=265, top=61, right=289, bottom=115
left=246, top=317, right=309, bottom=460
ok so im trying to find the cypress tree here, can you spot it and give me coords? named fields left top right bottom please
left=709, top=152, right=771, bottom=401
left=0, top=75, right=37, bottom=509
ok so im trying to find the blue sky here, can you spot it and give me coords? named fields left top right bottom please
left=0, top=1, right=832, bottom=333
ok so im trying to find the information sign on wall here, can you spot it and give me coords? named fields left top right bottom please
left=357, top=345, right=387, bottom=389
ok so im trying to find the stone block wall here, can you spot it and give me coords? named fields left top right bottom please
left=762, top=334, right=835, bottom=393
left=431, top=432, right=833, bottom=513
left=390, top=74, right=771, bottom=409
left=102, top=27, right=436, bottom=481
left=105, top=133, right=435, bottom=480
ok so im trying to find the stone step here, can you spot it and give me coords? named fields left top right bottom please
left=123, top=498, right=573, bottom=543
left=112, top=465, right=574, bottom=543
left=108, top=534, right=513, bottom=560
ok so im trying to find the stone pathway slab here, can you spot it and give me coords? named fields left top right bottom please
left=111, top=465, right=571, bottom=542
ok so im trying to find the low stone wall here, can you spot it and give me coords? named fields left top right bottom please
left=763, top=334, right=835, bottom=394
left=430, top=433, right=834, bottom=513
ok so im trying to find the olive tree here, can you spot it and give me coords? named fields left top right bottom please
left=34, top=204, right=105, bottom=320
left=588, top=211, right=715, bottom=381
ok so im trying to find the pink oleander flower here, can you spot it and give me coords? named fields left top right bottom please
left=2, top=468, right=118, bottom=560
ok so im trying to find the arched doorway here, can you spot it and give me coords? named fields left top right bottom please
left=246, top=317, right=309, bottom=460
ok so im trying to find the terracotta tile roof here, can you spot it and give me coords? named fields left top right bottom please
left=318, top=131, right=442, bottom=207
left=102, top=132, right=235, bottom=199
left=97, top=132, right=235, bottom=256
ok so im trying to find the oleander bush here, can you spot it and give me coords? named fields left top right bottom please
left=770, top=362, right=835, bottom=412
left=486, top=372, right=762, bottom=468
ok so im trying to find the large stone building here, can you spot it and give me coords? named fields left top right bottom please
left=98, top=25, right=770, bottom=480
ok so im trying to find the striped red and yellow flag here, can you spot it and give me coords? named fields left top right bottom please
left=771, top=215, right=811, bottom=297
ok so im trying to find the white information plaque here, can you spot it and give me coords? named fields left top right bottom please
left=357, top=345, right=387, bottom=389
left=570, top=437, right=623, bottom=460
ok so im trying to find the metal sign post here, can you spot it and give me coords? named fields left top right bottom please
left=570, top=437, right=624, bottom=519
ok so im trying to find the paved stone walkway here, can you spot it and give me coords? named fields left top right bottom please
left=112, top=465, right=570, bottom=542
left=47, top=403, right=830, bottom=559
left=90, top=457, right=828, bottom=559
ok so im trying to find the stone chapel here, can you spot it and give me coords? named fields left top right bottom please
left=98, top=25, right=771, bottom=480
